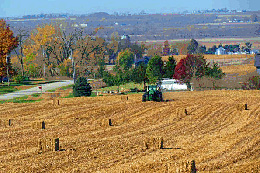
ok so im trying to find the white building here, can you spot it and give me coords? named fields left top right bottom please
left=159, top=79, right=189, bottom=91
left=80, top=24, right=88, bottom=27
left=215, top=47, right=226, bottom=55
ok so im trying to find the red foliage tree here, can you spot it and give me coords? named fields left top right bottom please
left=173, top=58, right=186, bottom=81
left=0, top=19, right=18, bottom=78
left=173, top=54, right=206, bottom=87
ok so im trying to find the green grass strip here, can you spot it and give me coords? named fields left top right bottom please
left=0, top=95, right=43, bottom=104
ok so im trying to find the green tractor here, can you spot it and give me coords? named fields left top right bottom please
left=142, top=85, right=163, bottom=102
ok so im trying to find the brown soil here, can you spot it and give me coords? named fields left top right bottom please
left=0, top=90, right=260, bottom=172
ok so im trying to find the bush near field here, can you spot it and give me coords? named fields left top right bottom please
left=241, top=76, right=260, bottom=90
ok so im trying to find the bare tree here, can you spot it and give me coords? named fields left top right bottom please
left=14, top=28, right=29, bottom=76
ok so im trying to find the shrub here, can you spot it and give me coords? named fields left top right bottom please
left=205, top=62, right=225, bottom=80
left=102, top=71, right=115, bottom=86
left=32, top=93, right=41, bottom=97
left=242, top=76, right=260, bottom=90
left=73, top=77, right=92, bottom=97
left=13, top=75, right=26, bottom=83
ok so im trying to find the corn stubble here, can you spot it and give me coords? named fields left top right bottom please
left=0, top=90, right=259, bottom=172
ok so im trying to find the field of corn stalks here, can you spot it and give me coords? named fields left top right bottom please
left=0, top=89, right=260, bottom=172
left=162, top=54, right=255, bottom=62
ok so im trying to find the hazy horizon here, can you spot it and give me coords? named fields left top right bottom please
left=1, top=0, right=260, bottom=17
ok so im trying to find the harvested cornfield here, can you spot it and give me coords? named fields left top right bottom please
left=220, top=62, right=256, bottom=75
left=0, top=90, right=260, bottom=172
left=161, top=54, right=255, bottom=63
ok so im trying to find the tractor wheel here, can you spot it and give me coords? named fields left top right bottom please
left=142, top=94, right=146, bottom=102
left=156, top=92, right=163, bottom=102
left=159, top=93, right=163, bottom=102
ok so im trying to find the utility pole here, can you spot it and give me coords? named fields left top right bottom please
left=70, top=49, right=76, bottom=84
left=6, top=55, right=10, bottom=86
left=134, top=54, right=137, bottom=68
left=42, top=47, right=46, bottom=77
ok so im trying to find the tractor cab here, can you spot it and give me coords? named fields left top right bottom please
left=142, top=85, right=163, bottom=102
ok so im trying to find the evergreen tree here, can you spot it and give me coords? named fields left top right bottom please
left=187, top=39, right=198, bottom=54
left=205, top=62, right=225, bottom=79
left=163, top=56, right=176, bottom=78
left=132, top=62, right=148, bottom=89
left=146, top=55, right=164, bottom=84
left=73, top=77, right=92, bottom=97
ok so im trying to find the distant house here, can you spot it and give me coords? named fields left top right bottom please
left=80, top=24, right=88, bottom=27
left=215, top=47, right=226, bottom=55
left=120, top=35, right=131, bottom=49
left=134, top=56, right=150, bottom=66
left=251, top=49, right=259, bottom=54
left=121, top=35, right=130, bottom=41
left=72, top=24, right=79, bottom=27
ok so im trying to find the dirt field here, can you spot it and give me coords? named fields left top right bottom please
left=0, top=90, right=260, bottom=172
left=162, top=54, right=255, bottom=63
left=145, top=37, right=260, bottom=50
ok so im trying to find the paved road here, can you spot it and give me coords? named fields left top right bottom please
left=0, top=80, right=74, bottom=100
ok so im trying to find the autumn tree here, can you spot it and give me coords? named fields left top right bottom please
left=130, top=42, right=143, bottom=59
left=85, top=37, right=106, bottom=78
left=173, top=54, right=207, bottom=89
left=23, top=23, right=57, bottom=77
left=163, top=40, right=170, bottom=56
left=0, top=19, right=18, bottom=82
left=116, top=49, right=134, bottom=71
left=172, top=41, right=189, bottom=55
left=105, top=49, right=134, bottom=91
left=147, top=44, right=163, bottom=57
left=43, top=25, right=82, bottom=77
left=251, top=14, right=258, bottom=22
left=113, top=49, right=134, bottom=82
left=170, top=45, right=178, bottom=55
left=187, top=38, right=199, bottom=54
left=14, top=28, right=29, bottom=76
left=23, top=23, right=104, bottom=79
left=107, top=33, right=119, bottom=64
left=140, top=41, right=147, bottom=54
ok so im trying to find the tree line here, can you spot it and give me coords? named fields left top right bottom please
left=103, top=49, right=225, bottom=91
left=0, top=19, right=225, bottom=89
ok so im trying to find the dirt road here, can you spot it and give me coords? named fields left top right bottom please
left=0, top=80, right=74, bottom=100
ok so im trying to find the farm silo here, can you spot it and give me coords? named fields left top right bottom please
left=255, top=53, right=260, bottom=74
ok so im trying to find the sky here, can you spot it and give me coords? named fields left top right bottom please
left=0, top=0, right=260, bottom=17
